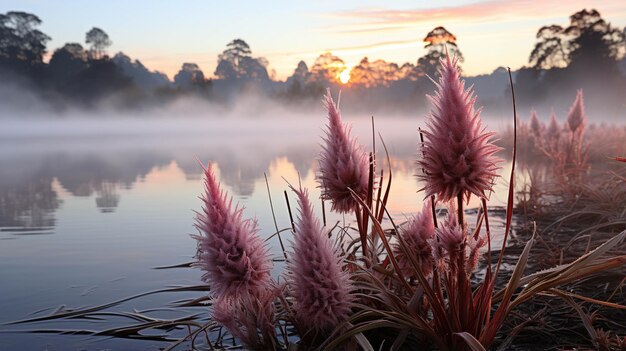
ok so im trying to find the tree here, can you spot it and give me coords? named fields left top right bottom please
left=214, top=39, right=269, bottom=80
left=48, top=43, right=88, bottom=83
left=174, top=62, right=206, bottom=87
left=0, top=11, right=50, bottom=64
left=309, top=52, right=346, bottom=83
left=112, top=52, right=170, bottom=91
left=417, top=26, right=463, bottom=78
left=282, top=60, right=325, bottom=100
left=567, top=10, right=625, bottom=68
left=286, top=60, right=311, bottom=85
left=529, top=9, right=626, bottom=69
left=348, top=57, right=410, bottom=88
left=85, top=27, right=112, bottom=60
left=63, top=59, right=135, bottom=105
left=58, top=42, right=86, bottom=59
left=239, top=56, right=269, bottom=80
left=529, top=25, right=567, bottom=69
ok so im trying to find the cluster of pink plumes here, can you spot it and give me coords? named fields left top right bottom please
left=528, top=89, right=589, bottom=180
left=193, top=53, right=502, bottom=349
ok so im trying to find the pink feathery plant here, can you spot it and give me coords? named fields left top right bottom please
left=546, top=111, right=560, bottom=139
left=418, top=54, right=501, bottom=205
left=536, top=111, right=566, bottom=169
left=567, top=89, right=585, bottom=133
left=193, top=162, right=273, bottom=299
left=563, top=90, right=589, bottom=182
left=533, top=92, right=588, bottom=182
left=529, top=109, right=542, bottom=138
left=213, top=289, right=279, bottom=350
left=430, top=206, right=465, bottom=268
left=428, top=204, right=485, bottom=276
left=466, top=231, right=487, bottom=276
left=393, top=203, right=435, bottom=278
left=546, top=112, right=562, bottom=149
left=320, top=62, right=626, bottom=351
left=318, top=89, right=369, bottom=214
left=287, top=185, right=352, bottom=336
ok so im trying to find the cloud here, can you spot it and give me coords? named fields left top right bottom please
left=327, top=0, right=626, bottom=34
left=270, top=39, right=419, bottom=60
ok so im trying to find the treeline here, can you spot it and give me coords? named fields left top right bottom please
left=1, top=9, right=625, bottom=116
left=515, top=9, right=626, bottom=118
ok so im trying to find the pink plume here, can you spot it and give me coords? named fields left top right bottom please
left=318, top=89, right=369, bottom=213
left=393, top=204, right=435, bottom=278
left=546, top=112, right=560, bottom=139
left=530, top=109, right=542, bottom=138
left=287, top=185, right=353, bottom=333
left=213, top=289, right=278, bottom=349
left=417, top=55, right=501, bottom=202
left=430, top=206, right=465, bottom=261
left=193, top=163, right=273, bottom=299
left=567, top=89, right=586, bottom=133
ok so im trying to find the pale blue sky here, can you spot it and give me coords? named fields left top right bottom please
left=2, top=0, right=625, bottom=79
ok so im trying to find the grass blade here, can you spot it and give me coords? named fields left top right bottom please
left=456, top=332, right=487, bottom=351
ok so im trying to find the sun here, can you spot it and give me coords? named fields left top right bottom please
left=339, top=69, right=351, bottom=84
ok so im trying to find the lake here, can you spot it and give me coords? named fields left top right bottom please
left=0, top=114, right=514, bottom=350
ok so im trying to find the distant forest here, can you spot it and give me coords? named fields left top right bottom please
left=1, top=9, right=625, bottom=117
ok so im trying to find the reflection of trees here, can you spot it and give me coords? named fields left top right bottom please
left=95, top=182, right=120, bottom=213
left=178, top=147, right=275, bottom=197
left=177, top=144, right=318, bottom=197
left=50, top=154, right=169, bottom=197
left=0, top=133, right=421, bottom=226
left=0, top=177, right=60, bottom=229
left=0, top=149, right=172, bottom=226
left=175, top=140, right=423, bottom=197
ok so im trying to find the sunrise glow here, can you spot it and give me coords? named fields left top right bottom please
left=339, top=69, right=351, bottom=84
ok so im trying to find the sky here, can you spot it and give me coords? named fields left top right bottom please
left=2, top=0, right=625, bottom=80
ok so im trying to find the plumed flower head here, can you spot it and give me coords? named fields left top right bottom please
left=546, top=112, right=560, bottom=139
left=287, top=185, right=353, bottom=333
left=194, top=162, right=272, bottom=299
left=213, top=289, right=278, bottom=350
left=466, top=233, right=487, bottom=275
left=567, top=89, right=586, bottom=133
left=431, top=206, right=465, bottom=260
left=530, top=109, right=542, bottom=138
left=318, top=89, right=369, bottom=213
left=417, top=54, right=501, bottom=202
left=393, top=203, right=435, bottom=278
left=429, top=204, right=487, bottom=276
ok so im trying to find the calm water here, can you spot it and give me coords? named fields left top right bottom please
left=0, top=116, right=513, bottom=350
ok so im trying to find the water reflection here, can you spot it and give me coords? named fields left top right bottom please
left=0, top=132, right=510, bottom=236
left=0, top=118, right=514, bottom=349
left=95, top=182, right=120, bottom=212
left=0, top=177, right=60, bottom=231
left=49, top=153, right=170, bottom=197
